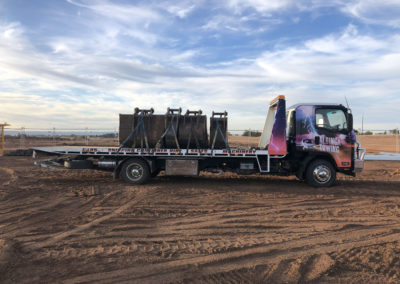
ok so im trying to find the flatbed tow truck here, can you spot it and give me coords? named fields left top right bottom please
left=32, top=96, right=366, bottom=187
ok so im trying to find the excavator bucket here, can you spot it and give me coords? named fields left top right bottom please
left=178, top=110, right=208, bottom=149
left=209, top=111, right=229, bottom=149
left=119, top=110, right=165, bottom=148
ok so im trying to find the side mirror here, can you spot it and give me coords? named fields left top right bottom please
left=347, top=113, right=353, bottom=131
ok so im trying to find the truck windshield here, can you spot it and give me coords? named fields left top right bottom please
left=316, top=108, right=347, bottom=132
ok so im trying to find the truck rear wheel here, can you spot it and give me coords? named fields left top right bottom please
left=305, top=159, right=336, bottom=187
left=121, top=159, right=150, bottom=185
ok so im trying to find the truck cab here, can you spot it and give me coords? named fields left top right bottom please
left=259, top=96, right=365, bottom=186
left=286, top=102, right=365, bottom=186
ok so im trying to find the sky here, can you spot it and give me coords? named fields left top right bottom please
left=1, top=0, right=400, bottom=131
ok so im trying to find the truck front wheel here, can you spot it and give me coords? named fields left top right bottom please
left=305, top=159, right=336, bottom=187
left=121, top=158, right=150, bottom=185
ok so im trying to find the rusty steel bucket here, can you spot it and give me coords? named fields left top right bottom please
left=119, top=108, right=210, bottom=149
left=178, top=110, right=208, bottom=149
left=209, top=111, right=229, bottom=149
left=119, top=109, right=165, bottom=148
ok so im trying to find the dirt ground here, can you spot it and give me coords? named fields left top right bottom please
left=1, top=155, right=400, bottom=283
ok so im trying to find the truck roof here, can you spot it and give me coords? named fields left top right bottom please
left=288, top=103, right=346, bottom=110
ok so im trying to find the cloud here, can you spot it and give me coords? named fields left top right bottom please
left=164, top=1, right=197, bottom=18
left=3, top=19, right=400, bottom=130
left=66, top=0, right=163, bottom=45
left=2, top=1, right=400, bottom=131
left=220, top=0, right=400, bottom=30
left=66, top=0, right=161, bottom=24
left=250, top=24, right=400, bottom=128
left=343, top=0, right=400, bottom=27
left=227, top=0, right=293, bottom=14
left=201, top=13, right=281, bottom=34
left=256, top=24, right=400, bottom=84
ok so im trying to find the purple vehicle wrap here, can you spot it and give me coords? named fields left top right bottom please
left=295, top=105, right=353, bottom=168
left=269, top=97, right=287, bottom=156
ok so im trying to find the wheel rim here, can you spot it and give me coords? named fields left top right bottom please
left=313, top=165, right=331, bottom=183
left=127, top=164, right=143, bottom=181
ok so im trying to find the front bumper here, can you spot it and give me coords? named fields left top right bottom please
left=354, top=142, right=366, bottom=173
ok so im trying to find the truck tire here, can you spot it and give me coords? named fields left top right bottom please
left=121, top=158, right=150, bottom=185
left=305, top=159, right=336, bottom=187
left=64, top=160, right=93, bottom=169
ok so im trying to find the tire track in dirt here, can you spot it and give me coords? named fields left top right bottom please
left=0, top=196, right=70, bottom=237
left=2, top=157, right=400, bottom=283
left=24, top=186, right=159, bottom=251
left=45, top=193, right=399, bottom=266
left=65, top=224, right=400, bottom=283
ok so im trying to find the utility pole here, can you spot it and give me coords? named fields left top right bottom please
left=0, top=123, right=10, bottom=156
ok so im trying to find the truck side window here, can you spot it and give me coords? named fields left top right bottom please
left=315, top=109, right=347, bottom=132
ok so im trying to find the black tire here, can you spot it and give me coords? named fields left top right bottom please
left=305, top=159, right=336, bottom=187
left=64, top=160, right=93, bottom=169
left=120, top=158, right=150, bottom=185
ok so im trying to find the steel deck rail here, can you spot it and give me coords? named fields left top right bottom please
left=32, top=146, right=270, bottom=158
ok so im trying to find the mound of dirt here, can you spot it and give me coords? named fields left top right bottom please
left=305, top=254, right=335, bottom=281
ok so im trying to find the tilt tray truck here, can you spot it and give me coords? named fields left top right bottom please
left=32, top=95, right=365, bottom=187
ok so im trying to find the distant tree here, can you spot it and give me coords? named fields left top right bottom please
left=242, top=130, right=262, bottom=137
left=99, top=133, right=116, bottom=138
left=390, top=129, right=399, bottom=134
left=364, top=130, right=373, bottom=135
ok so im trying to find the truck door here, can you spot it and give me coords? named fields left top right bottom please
left=295, top=105, right=353, bottom=170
